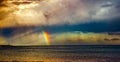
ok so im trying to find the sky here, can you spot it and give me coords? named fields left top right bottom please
left=0, top=0, right=120, bottom=45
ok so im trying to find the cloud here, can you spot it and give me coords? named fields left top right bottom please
left=0, top=0, right=120, bottom=45
left=90, top=1, right=120, bottom=20
left=92, top=5, right=113, bottom=19
left=0, top=0, right=120, bottom=28
left=1, top=31, right=120, bottom=45
left=101, top=1, right=113, bottom=7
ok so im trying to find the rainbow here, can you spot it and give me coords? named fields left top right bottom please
left=42, top=31, right=51, bottom=45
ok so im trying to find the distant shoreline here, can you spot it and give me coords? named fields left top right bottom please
left=1, top=45, right=120, bottom=47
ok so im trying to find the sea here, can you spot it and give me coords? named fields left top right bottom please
left=0, top=45, right=120, bottom=62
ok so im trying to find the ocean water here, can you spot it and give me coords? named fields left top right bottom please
left=0, top=45, right=120, bottom=62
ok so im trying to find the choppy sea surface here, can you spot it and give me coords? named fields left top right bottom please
left=0, top=45, right=120, bottom=62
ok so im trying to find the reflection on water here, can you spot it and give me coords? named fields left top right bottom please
left=0, top=45, right=120, bottom=62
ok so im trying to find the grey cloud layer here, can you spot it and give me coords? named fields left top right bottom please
left=0, top=0, right=120, bottom=28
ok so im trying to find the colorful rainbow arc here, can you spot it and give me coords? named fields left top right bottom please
left=42, top=31, right=51, bottom=45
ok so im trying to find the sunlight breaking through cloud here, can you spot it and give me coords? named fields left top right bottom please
left=0, top=0, right=119, bottom=28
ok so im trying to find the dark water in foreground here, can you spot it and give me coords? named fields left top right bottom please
left=0, top=45, right=120, bottom=61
